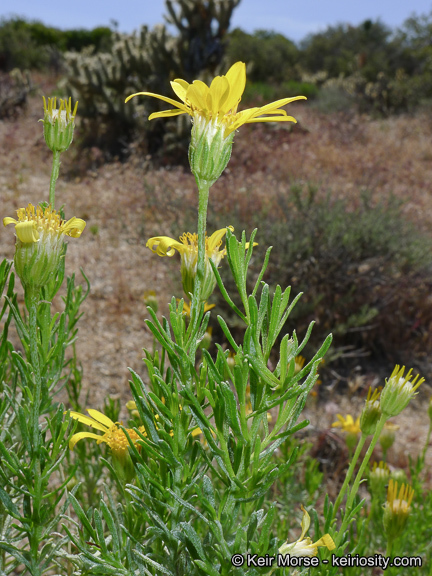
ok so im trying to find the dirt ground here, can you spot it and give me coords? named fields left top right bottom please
left=1, top=76, right=431, bottom=479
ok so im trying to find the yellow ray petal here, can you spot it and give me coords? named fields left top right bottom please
left=209, top=76, right=230, bottom=115
left=3, top=217, right=18, bottom=227
left=247, top=115, right=298, bottom=124
left=256, top=95, right=307, bottom=116
left=15, top=221, right=40, bottom=243
left=146, top=236, right=186, bottom=257
left=207, top=227, right=233, bottom=252
left=69, top=431, right=103, bottom=450
left=227, top=108, right=261, bottom=134
left=170, top=79, right=189, bottom=102
left=149, top=109, right=187, bottom=120
left=86, top=409, right=115, bottom=428
left=300, top=505, right=311, bottom=540
left=314, top=534, right=336, bottom=550
left=124, top=91, right=189, bottom=114
left=186, top=80, right=209, bottom=110
left=61, top=217, right=86, bottom=238
left=255, top=110, right=288, bottom=117
left=67, top=411, right=109, bottom=433
left=224, top=62, right=246, bottom=111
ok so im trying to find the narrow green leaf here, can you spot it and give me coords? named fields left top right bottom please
left=179, top=521, right=206, bottom=560
left=217, top=315, right=239, bottom=352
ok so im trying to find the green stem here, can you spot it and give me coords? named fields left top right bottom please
left=27, top=287, right=42, bottom=450
left=421, top=421, right=432, bottom=463
left=335, top=414, right=387, bottom=547
left=332, top=434, right=367, bottom=521
left=187, top=180, right=210, bottom=353
left=385, top=540, right=393, bottom=559
left=49, top=150, right=61, bottom=208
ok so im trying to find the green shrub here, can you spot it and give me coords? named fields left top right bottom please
left=0, top=17, right=112, bottom=71
left=0, top=18, right=47, bottom=70
left=227, top=28, right=299, bottom=83
left=207, top=184, right=432, bottom=368
left=300, top=19, right=394, bottom=80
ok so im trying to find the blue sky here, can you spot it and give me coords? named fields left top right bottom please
left=1, top=0, right=432, bottom=42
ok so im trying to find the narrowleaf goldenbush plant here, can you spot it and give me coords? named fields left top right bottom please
left=0, top=61, right=431, bottom=576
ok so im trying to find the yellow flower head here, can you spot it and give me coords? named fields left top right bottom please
left=279, top=506, right=335, bottom=557
left=3, top=203, right=85, bottom=288
left=67, top=408, right=145, bottom=459
left=126, top=62, right=306, bottom=185
left=4, top=203, right=85, bottom=243
left=331, top=414, right=361, bottom=435
left=147, top=226, right=233, bottom=301
left=126, top=62, right=305, bottom=137
left=332, top=413, right=361, bottom=451
left=383, top=480, right=414, bottom=539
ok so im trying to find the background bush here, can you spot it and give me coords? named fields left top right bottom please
left=0, top=17, right=112, bottom=71
left=203, top=183, right=432, bottom=372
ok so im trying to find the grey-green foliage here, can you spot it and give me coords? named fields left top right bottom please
left=0, top=260, right=90, bottom=575
left=62, top=229, right=331, bottom=576
left=62, top=0, right=241, bottom=156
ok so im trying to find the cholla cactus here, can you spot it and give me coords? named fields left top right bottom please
left=62, top=0, right=240, bottom=156
left=165, top=0, right=241, bottom=78
left=0, top=68, right=33, bottom=119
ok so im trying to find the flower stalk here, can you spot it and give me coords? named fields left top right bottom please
left=332, top=433, right=368, bottom=521
left=187, top=180, right=210, bottom=350
left=49, top=149, right=61, bottom=208
left=335, top=413, right=388, bottom=547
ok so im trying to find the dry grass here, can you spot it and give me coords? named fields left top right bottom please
left=1, top=78, right=431, bottom=475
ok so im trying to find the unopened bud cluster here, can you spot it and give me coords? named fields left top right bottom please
left=42, top=97, right=78, bottom=152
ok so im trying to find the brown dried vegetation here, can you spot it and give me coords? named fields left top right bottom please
left=1, top=78, right=431, bottom=473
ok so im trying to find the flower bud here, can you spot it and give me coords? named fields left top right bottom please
left=380, top=365, right=424, bottom=417
left=383, top=480, right=414, bottom=541
left=42, top=96, right=78, bottom=153
left=360, top=387, right=381, bottom=436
